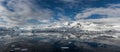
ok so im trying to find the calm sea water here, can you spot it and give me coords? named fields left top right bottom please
left=0, top=33, right=120, bottom=52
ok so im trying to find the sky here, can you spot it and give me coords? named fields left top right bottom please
left=0, top=0, right=120, bottom=27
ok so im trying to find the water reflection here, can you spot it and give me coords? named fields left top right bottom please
left=0, top=32, right=120, bottom=52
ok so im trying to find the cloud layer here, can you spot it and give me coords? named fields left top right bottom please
left=0, top=0, right=55, bottom=27
left=0, top=0, right=120, bottom=27
left=75, top=4, right=120, bottom=25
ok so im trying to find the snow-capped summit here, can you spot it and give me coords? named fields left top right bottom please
left=44, top=21, right=120, bottom=31
left=7, top=21, right=120, bottom=32
left=67, top=21, right=120, bottom=31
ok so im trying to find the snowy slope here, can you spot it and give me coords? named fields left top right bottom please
left=42, top=21, right=119, bottom=31
left=18, top=21, right=120, bottom=31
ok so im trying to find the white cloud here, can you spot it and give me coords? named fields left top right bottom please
left=0, top=0, right=54, bottom=27
left=57, top=13, right=72, bottom=21
left=5, top=0, right=54, bottom=19
left=0, top=0, right=120, bottom=27
left=75, top=8, right=120, bottom=19
left=108, top=4, right=120, bottom=8
left=75, top=4, right=120, bottom=25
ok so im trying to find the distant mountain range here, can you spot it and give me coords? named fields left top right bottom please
left=0, top=21, right=120, bottom=32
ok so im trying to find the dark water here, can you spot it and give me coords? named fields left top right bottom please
left=0, top=33, right=120, bottom=52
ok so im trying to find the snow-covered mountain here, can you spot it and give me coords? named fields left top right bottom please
left=1, top=21, right=120, bottom=48
left=0, top=21, right=120, bottom=31
left=17, top=21, right=120, bottom=31
left=64, top=21, right=120, bottom=31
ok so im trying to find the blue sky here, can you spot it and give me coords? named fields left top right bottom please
left=0, top=0, right=120, bottom=27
